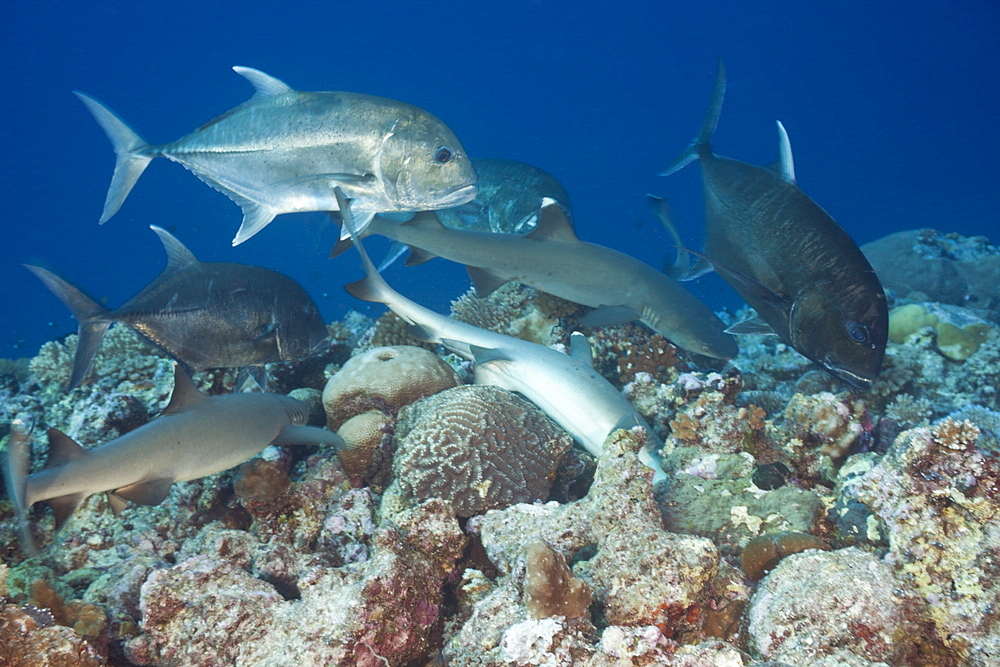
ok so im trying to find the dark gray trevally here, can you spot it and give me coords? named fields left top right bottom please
left=662, top=60, right=888, bottom=390
left=26, top=226, right=329, bottom=388
left=337, top=200, right=737, bottom=359
left=377, top=158, right=572, bottom=270
left=75, top=66, right=478, bottom=245
left=5, top=365, right=343, bottom=553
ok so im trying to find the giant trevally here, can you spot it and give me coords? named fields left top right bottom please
left=335, top=200, right=737, bottom=359
left=335, top=188, right=667, bottom=483
left=5, top=365, right=343, bottom=553
left=75, top=66, right=478, bottom=245
left=377, top=157, right=572, bottom=270
left=661, top=61, right=887, bottom=389
left=26, top=226, right=329, bottom=388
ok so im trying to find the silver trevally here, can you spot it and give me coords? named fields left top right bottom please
left=26, top=225, right=329, bottom=388
left=75, top=66, right=478, bottom=245
left=5, top=365, right=343, bottom=553
left=662, top=61, right=888, bottom=390
left=335, top=188, right=667, bottom=484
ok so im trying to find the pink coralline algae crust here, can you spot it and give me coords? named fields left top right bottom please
left=0, top=601, right=107, bottom=667
left=854, top=421, right=999, bottom=666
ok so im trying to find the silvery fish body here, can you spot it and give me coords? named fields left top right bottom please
left=436, top=158, right=572, bottom=234
left=76, top=67, right=478, bottom=245
left=663, top=62, right=887, bottom=389
left=26, top=226, right=329, bottom=388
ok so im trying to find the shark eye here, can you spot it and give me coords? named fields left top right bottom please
left=846, top=321, right=869, bottom=344
left=433, top=146, right=454, bottom=164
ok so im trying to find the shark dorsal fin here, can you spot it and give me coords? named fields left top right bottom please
left=162, top=363, right=206, bottom=415
left=232, top=66, right=293, bottom=98
left=569, top=332, right=594, bottom=366
left=45, top=428, right=86, bottom=468
left=526, top=198, right=578, bottom=242
left=150, top=225, right=199, bottom=273
left=113, top=478, right=174, bottom=506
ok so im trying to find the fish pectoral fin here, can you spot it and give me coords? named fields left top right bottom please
left=232, top=66, right=293, bottom=98
left=725, top=315, right=777, bottom=336
left=405, top=247, right=438, bottom=266
left=232, top=202, right=277, bottom=246
left=113, top=478, right=174, bottom=506
left=338, top=210, right=375, bottom=240
left=683, top=247, right=791, bottom=310
left=579, top=306, right=641, bottom=328
left=466, top=266, right=510, bottom=297
left=270, top=424, right=345, bottom=448
left=49, top=493, right=90, bottom=530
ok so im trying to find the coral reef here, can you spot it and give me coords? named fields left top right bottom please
left=383, top=385, right=572, bottom=518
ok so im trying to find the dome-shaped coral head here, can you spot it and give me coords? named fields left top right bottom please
left=375, top=110, right=478, bottom=211
left=788, top=280, right=888, bottom=391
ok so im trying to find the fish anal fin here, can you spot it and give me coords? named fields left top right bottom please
left=466, top=266, right=510, bottom=297
left=162, top=362, right=206, bottom=415
left=579, top=306, right=641, bottom=328
left=232, top=66, right=293, bottom=98
left=525, top=199, right=578, bottom=242
left=404, top=247, right=438, bottom=266
left=232, top=202, right=277, bottom=246
left=113, top=478, right=174, bottom=506
left=49, top=493, right=89, bottom=529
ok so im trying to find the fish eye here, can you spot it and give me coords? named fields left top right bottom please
left=846, top=321, right=869, bottom=344
left=433, top=146, right=454, bottom=164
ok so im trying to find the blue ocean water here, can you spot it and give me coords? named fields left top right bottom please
left=2, top=1, right=997, bottom=358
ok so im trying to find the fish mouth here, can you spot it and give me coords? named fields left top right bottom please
left=821, top=355, right=875, bottom=391
left=433, top=183, right=478, bottom=207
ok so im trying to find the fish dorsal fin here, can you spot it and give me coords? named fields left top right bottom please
left=45, top=428, right=87, bottom=468
left=113, top=478, right=174, bottom=506
left=150, top=225, right=199, bottom=273
left=725, top=315, right=777, bottom=336
left=162, top=362, right=206, bottom=415
left=466, top=266, right=509, bottom=297
left=405, top=247, right=438, bottom=266
left=526, top=198, right=578, bottom=242
left=569, top=332, right=594, bottom=366
left=770, top=121, right=796, bottom=183
left=232, top=66, right=293, bottom=98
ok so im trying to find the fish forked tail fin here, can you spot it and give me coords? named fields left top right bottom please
left=334, top=188, right=398, bottom=308
left=660, top=57, right=726, bottom=176
left=74, top=91, right=154, bottom=223
left=5, top=420, right=39, bottom=555
left=24, top=264, right=112, bottom=389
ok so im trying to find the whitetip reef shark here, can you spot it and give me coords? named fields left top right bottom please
left=333, top=199, right=737, bottom=359
left=75, top=66, right=477, bottom=245
left=5, top=364, right=343, bottom=554
left=335, top=188, right=667, bottom=484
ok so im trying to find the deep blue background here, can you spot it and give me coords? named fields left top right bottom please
left=3, top=1, right=997, bottom=357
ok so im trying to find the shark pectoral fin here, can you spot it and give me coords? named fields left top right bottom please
left=467, top=344, right=511, bottom=365
left=232, top=202, right=277, bottom=246
left=466, top=266, right=510, bottom=297
left=725, top=315, right=777, bottom=336
left=161, top=362, right=206, bottom=415
left=113, top=478, right=174, bottom=506
left=107, top=493, right=128, bottom=517
left=525, top=200, right=579, bottom=242
left=49, top=493, right=90, bottom=530
left=270, top=424, right=345, bottom=448
left=579, top=306, right=641, bottom=328
left=569, top=332, right=595, bottom=366
left=437, top=337, right=473, bottom=359
left=405, top=247, right=438, bottom=266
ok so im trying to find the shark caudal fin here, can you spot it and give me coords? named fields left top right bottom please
left=74, top=91, right=154, bottom=223
left=5, top=421, right=39, bottom=555
left=336, top=188, right=401, bottom=308
left=24, top=265, right=112, bottom=389
left=660, top=58, right=726, bottom=176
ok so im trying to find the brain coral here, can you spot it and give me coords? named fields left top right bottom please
left=321, top=345, right=459, bottom=431
left=387, top=385, right=573, bottom=517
